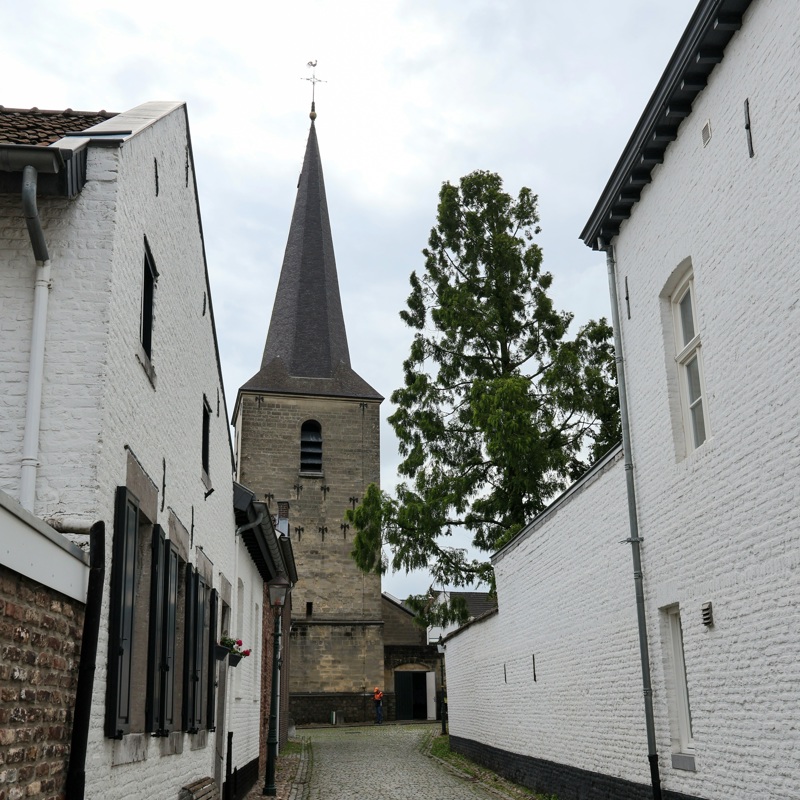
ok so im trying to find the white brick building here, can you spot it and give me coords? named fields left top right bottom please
left=0, top=103, right=294, bottom=799
left=446, top=2, right=800, bottom=798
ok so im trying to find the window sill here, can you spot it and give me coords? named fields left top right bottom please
left=189, top=730, right=208, bottom=751
left=136, top=345, right=157, bottom=389
left=671, top=752, right=696, bottom=771
left=298, top=471, right=324, bottom=479
left=111, top=732, right=148, bottom=766
left=201, top=469, right=212, bottom=493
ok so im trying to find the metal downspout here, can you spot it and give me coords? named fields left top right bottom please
left=19, top=166, right=52, bottom=512
left=65, top=522, right=105, bottom=800
left=599, top=239, right=662, bottom=800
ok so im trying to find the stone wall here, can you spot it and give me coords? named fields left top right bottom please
left=289, top=692, right=374, bottom=726
left=0, top=566, right=84, bottom=800
left=288, top=620, right=383, bottom=717
left=382, top=596, right=425, bottom=647
left=236, top=392, right=384, bottom=707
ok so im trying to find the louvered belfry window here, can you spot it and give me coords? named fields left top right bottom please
left=300, top=420, right=323, bottom=473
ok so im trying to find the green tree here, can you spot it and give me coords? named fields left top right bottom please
left=349, top=171, right=619, bottom=624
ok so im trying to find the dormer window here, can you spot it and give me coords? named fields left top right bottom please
left=300, top=420, right=322, bottom=473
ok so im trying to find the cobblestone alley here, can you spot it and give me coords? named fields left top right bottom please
left=303, top=724, right=500, bottom=800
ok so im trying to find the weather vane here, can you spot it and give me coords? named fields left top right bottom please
left=304, top=60, right=326, bottom=119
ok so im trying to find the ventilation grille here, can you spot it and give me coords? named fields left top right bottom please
left=701, top=601, right=714, bottom=626
left=701, top=120, right=712, bottom=147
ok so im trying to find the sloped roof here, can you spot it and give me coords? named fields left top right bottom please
left=0, top=106, right=117, bottom=146
left=442, top=591, right=497, bottom=619
left=233, top=482, right=298, bottom=585
left=241, top=117, right=382, bottom=402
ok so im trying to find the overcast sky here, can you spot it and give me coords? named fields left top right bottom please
left=5, top=0, right=698, bottom=598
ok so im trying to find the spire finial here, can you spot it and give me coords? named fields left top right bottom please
left=304, top=60, right=325, bottom=120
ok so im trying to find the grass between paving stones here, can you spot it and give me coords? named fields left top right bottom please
left=425, top=732, right=558, bottom=800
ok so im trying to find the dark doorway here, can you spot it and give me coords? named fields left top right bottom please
left=395, top=671, right=428, bottom=720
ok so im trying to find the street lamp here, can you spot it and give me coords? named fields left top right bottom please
left=264, top=574, right=292, bottom=796
left=437, top=635, right=447, bottom=736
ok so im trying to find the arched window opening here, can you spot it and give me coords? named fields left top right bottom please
left=300, top=420, right=323, bottom=473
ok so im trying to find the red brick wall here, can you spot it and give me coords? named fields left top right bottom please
left=0, top=565, right=85, bottom=800
left=259, top=592, right=292, bottom=771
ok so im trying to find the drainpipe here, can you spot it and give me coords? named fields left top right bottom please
left=598, top=238, right=662, bottom=800
left=65, top=521, right=105, bottom=800
left=19, top=165, right=52, bottom=512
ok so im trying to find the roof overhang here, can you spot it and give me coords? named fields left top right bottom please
left=580, top=0, right=753, bottom=250
left=233, top=482, right=298, bottom=585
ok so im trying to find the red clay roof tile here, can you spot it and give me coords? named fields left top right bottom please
left=0, top=107, right=117, bottom=147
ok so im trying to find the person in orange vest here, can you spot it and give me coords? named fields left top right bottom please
left=373, top=686, right=384, bottom=724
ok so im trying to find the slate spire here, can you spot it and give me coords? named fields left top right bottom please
left=242, top=111, right=381, bottom=401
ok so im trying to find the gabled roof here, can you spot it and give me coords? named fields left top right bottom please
left=439, top=590, right=497, bottom=619
left=0, top=106, right=117, bottom=146
left=241, top=117, right=382, bottom=402
left=580, top=0, right=753, bottom=249
left=382, top=591, right=415, bottom=616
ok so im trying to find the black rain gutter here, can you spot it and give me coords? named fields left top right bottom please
left=580, top=0, right=753, bottom=249
left=65, top=521, right=105, bottom=800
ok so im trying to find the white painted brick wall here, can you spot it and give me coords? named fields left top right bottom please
left=449, top=3, right=800, bottom=799
left=611, top=2, right=800, bottom=797
left=229, top=548, right=264, bottom=770
left=0, top=103, right=261, bottom=799
left=446, top=450, right=652, bottom=783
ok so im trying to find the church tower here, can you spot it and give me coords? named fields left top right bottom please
left=233, top=105, right=384, bottom=724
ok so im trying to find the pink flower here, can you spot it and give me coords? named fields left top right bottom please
left=236, top=639, right=242, bottom=646
left=243, top=649, right=251, bottom=657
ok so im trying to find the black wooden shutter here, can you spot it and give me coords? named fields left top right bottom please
left=207, top=589, right=218, bottom=730
left=183, top=565, right=197, bottom=732
left=162, top=542, right=179, bottom=733
left=105, top=487, right=139, bottom=739
left=194, top=575, right=208, bottom=729
left=146, top=525, right=166, bottom=734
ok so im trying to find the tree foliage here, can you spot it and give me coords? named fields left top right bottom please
left=348, top=170, right=620, bottom=624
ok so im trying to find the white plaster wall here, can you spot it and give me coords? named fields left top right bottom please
left=610, top=2, right=800, bottom=797
left=446, top=449, right=650, bottom=783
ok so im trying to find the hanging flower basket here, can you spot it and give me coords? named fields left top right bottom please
left=215, top=644, right=229, bottom=661
left=218, top=634, right=251, bottom=667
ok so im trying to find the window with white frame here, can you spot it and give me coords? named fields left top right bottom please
left=672, top=275, right=708, bottom=450
left=664, top=606, right=695, bottom=769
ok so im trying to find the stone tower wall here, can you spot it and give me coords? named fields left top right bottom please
left=235, top=392, right=383, bottom=722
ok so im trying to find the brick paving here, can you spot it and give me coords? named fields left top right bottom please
left=300, top=723, right=503, bottom=800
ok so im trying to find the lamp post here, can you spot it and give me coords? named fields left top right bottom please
left=437, top=635, right=447, bottom=736
left=264, top=574, right=291, bottom=797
